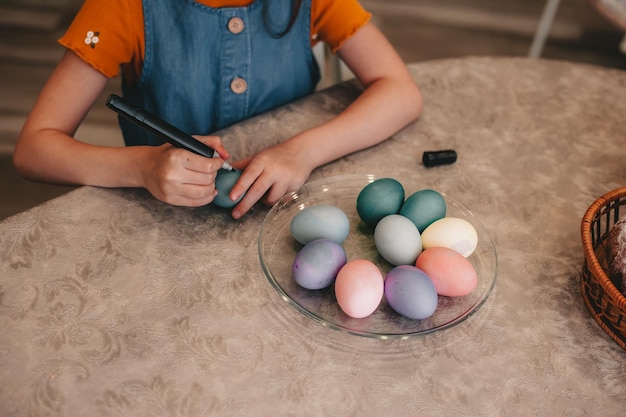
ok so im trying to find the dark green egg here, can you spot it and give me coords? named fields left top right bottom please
left=399, top=189, right=446, bottom=232
left=356, top=178, right=405, bottom=227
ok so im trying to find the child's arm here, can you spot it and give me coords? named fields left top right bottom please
left=13, top=50, right=229, bottom=207
left=229, top=21, right=422, bottom=219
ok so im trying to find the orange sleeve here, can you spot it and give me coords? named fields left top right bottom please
left=58, top=0, right=366, bottom=77
left=311, top=0, right=371, bottom=53
left=58, top=0, right=144, bottom=79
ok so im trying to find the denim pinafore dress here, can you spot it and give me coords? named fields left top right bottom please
left=120, top=0, right=320, bottom=146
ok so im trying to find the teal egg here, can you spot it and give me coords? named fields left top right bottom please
left=356, top=178, right=405, bottom=227
left=213, top=168, right=244, bottom=208
left=399, top=189, right=446, bottom=232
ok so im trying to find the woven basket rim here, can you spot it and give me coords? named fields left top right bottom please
left=581, top=187, right=626, bottom=311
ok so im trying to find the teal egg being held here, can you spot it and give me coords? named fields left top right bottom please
left=400, top=189, right=446, bottom=232
left=213, top=168, right=244, bottom=208
left=356, top=178, right=405, bottom=227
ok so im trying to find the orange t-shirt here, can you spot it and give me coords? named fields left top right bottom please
left=59, top=0, right=371, bottom=81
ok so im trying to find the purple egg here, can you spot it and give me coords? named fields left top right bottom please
left=384, top=265, right=438, bottom=320
left=293, top=239, right=347, bottom=290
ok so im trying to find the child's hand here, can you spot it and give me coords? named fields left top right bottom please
left=228, top=142, right=314, bottom=219
left=141, top=135, right=230, bottom=207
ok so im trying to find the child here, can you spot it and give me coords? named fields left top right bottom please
left=13, top=0, right=422, bottom=219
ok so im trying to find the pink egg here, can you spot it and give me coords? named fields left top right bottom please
left=415, top=247, right=478, bottom=297
left=334, top=259, right=384, bottom=318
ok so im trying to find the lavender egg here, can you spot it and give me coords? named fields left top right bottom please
left=384, top=265, right=438, bottom=320
left=293, top=239, right=347, bottom=290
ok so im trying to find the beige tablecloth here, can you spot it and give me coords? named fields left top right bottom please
left=1, top=57, right=625, bottom=416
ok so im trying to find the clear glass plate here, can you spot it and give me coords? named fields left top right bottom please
left=258, top=174, right=498, bottom=339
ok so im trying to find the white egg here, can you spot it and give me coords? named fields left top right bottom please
left=421, top=217, right=478, bottom=257
left=374, top=214, right=422, bottom=266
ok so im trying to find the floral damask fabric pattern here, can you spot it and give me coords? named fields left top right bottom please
left=1, top=58, right=626, bottom=416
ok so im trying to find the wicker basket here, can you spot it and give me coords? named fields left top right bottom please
left=581, top=187, right=626, bottom=350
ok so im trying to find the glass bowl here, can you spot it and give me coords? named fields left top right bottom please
left=258, top=174, right=498, bottom=339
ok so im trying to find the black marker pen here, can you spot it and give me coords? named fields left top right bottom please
left=106, top=94, right=233, bottom=171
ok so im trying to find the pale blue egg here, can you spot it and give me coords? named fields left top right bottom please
left=374, top=214, right=422, bottom=266
left=290, top=205, right=350, bottom=245
left=384, top=265, right=438, bottom=320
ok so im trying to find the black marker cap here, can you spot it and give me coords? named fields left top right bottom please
left=422, top=149, right=457, bottom=168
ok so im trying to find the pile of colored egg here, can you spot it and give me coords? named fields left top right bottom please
left=289, top=178, right=479, bottom=320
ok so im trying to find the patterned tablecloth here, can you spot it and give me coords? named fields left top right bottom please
left=1, top=57, right=625, bottom=417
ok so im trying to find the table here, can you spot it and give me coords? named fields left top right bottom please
left=1, top=57, right=625, bottom=416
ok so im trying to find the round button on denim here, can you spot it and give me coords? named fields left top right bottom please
left=230, top=77, right=248, bottom=94
left=228, top=17, right=244, bottom=34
